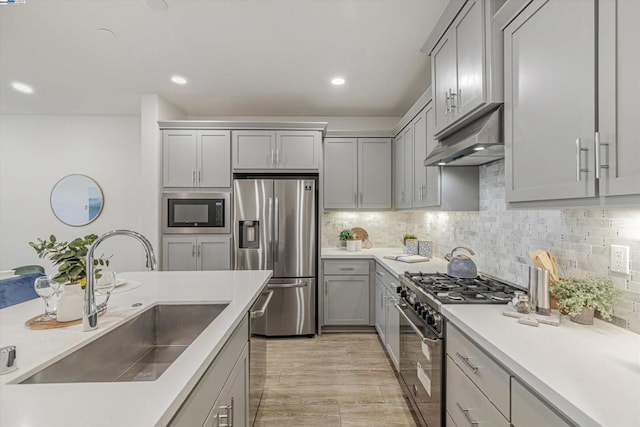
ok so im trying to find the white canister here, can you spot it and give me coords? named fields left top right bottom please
left=56, top=283, right=84, bottom=322
left=346, top=240, right=358, bottom=252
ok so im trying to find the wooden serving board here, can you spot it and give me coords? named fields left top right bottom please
left=25, top=311, right=105, bottom=330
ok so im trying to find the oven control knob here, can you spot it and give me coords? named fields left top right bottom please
left=415, top=303, right=423, bottom=314
left=432, top=313, right=442, bottom=325
left=396, top=286, right=402, bottom=294
left=400, top=289, right=407, bottom=298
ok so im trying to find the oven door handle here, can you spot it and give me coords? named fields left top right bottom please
left=394, top=302, right=427, bottom=341
left=250, top=290, right=274, bottom=319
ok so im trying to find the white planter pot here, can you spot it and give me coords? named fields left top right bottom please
left=346, top=240, right=361, bottom=252
left=56, top=283, right=84, bottom=322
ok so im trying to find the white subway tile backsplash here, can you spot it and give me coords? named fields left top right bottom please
left=322, top=159, right=640, bottom=333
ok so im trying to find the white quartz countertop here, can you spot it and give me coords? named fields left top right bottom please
left=443, top=304, right=640, bottom=427
left=321, top=247, right=450, bottom=276
left=0, top=270, right=272, bottom=427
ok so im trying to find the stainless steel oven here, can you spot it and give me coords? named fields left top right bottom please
left=162, top=192, right=230, bottom=234
left=395, top=301, right=444, bottom=427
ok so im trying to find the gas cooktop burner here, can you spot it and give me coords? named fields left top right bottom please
left=404, top=272, right=520, bottom=304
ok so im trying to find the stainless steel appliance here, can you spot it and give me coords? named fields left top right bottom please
left=396, top=272, right=521, bottom=426
left=162, top=192, right=230, bottom=234
left=249, top=289, right=274, bottom=426
left=234, top=177, right=317, bottom=336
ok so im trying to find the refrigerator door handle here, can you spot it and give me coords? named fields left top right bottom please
left=267, top=280, right=308, bottom=289
left=274, top=196, right=279, bottom=263
left=268, top=196, right=273, bottom=266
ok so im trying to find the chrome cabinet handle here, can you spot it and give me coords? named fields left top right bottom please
left=595, top=131, right=610, bottom=179
left=276, top=148, right=280, bottom=166
left=192, top=244, right=196, bottom=257
left=376, top=271, right=385, bottom=276
left=270, top=149, right=275, bottom=167
left=575, top=138, right=589, bottom=181
left=360, top=191, right=363, bottom=205
left=250, top=290, right=274, bottom=318
left=455, top=351, right=479, bottom=374
left=340, top=267, right=355, bottom=271
left=445, top=90, right=450, bottom=115
left=456, top=402, right=479, bottom=427
left=449, top=88, right=457, bottom=109
left=218, top=397, right=234, bottom=427
left=354, top=191, right=358, bottom=205
left=198, top=170, right=201, bottom=183
left=197, top=244, right=201, bottom=257
left=192, top=169, right=196, bottom=185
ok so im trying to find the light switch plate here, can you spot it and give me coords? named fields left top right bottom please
left=611, top=245, right=630, bottom=274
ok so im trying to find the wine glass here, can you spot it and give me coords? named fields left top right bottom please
left=95, top=270, right=117, bottom=308
left=34, top=276, right=56, bottom=321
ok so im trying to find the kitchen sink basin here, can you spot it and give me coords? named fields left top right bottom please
left=20, top=303, right=228, bottom=384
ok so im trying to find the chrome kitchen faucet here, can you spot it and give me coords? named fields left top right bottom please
left=83, top=230, right=157, bottom=332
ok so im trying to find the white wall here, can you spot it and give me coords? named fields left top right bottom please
left=0, top=115, right=146, bottom=274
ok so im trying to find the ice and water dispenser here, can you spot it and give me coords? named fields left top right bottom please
left=239, top=221, right=260, bottom=249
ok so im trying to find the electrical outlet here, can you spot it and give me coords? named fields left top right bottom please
left=611, top=245, right=630, bottom=274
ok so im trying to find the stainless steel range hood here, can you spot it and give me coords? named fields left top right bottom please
left=424, top=106, right=503, bottom=166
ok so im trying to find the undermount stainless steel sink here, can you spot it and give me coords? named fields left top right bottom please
left=20, top=303, right=228, bottom=384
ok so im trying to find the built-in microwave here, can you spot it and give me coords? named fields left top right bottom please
left=162, top=192, right=231, bottom=234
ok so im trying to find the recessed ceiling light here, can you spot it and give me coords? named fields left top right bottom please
left=474, top=146, right=486, bottom=151
left=331, top=77, right=346, bottom=86
left=97, top=28, right=116, bottom=38
left=171, top=75, right=187, bottom=85
left=438, top=162, right=447, bottom=166
left=11, top=81, right=34, bottom=94
left=142, top=0, right=168, bottom=11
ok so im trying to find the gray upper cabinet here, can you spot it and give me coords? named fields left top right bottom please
left=426, top=0, right=504, bottom=138
left=162, top=235, right=231, bottom=271
left=502, top=0, right=639, bottom=206
left=412, top=103, right=440, bottom=208
left=394, top=128, right=413, bottom=209
left=598, top=0, right=640, bottom=198
left=324, top=137, right=392, bottom=210
left=232, top=130, right=321, bottom=170
left=163, top=130, right=231, bottom=188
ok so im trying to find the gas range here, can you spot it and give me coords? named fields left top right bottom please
left=397, top=271, right=522, bottom=337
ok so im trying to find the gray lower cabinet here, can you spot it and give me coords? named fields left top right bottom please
left=322, top=260, right=371, bottom=326
left=374, top=263, right=400, bottom=371
left=511, top=378, right=571, bottom=427
left=323, top=137, right=392, bottom=210
left=502, top=0, right=639, bottom=206
left=204, top=345, right=248, bottom=427
left=162, top=235, right=231, bottom=271
left=170, top=315, right=249, bottom=426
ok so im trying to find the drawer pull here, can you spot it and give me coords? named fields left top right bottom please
left=340, top=267, right=355, bottom=271
left=455, top=351, right=479, bottom=374
left=456, top=402, right=479, bottom=427
left=376, top=271, right=385, bottom=276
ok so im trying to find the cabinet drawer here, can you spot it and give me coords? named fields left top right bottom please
left=374, top=263, right=401, bottom=290
left=511, top=378, right=572, bottom=427
left=447, top=324, right=510, bottom=418
left=323, top=259, right=370, bottom=276
left=446, top=355, right=510, bottom=427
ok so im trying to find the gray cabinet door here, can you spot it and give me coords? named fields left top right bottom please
left=204, top=345, right=249, bottom=427
left=432, top=29, right=457, bottom=134
left=163, top=130, right=198, bottom=188
left=402, top=126, right=414, bottom=209
left=198, top=236, right=231, bottom=271
left=393, top=132, right=405, bottom=207
left=453, top=0, right=485, bottom=118
left=385, top=287, right=399, bottom=371
left=232, top=130, right=276, bottom=170
left=198, top=130, right=231, bottom=188
left=358, top=138, right=392, bottom=209
left=276, top=130, right=321, bottom=170
left=323, top=276, right=370, bottom=325
left=162, top=236, right=197, bottom=271
left=375, top=279, right=386, bottom=341
left=598, top=0, right=640, bottom=197
left=412, top=108, right=429, bottom=207
left=424, top=104, right=441, bottom=207
left=323, top=138, right=358, bottom=209
left=504, top=0, right=596, bottom=202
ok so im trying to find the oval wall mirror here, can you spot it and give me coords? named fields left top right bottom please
left=50, top=174, right=104, bottom=226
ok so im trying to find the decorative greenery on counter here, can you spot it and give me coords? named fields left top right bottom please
left=550, top=274, right=619, bottom=320
left=29, top=234, right=110, bottom=286
left=402, top=233, right=418, bottom=244
left=339, top=229, right=358, bottom=241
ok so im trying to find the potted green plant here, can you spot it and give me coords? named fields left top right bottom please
left=29, top=234, right=111, bottom=322
left=550, top=274, right=619, bottom=325
left=29, top=234, right=110, bottom=286
left=402, top=233, right=419, bottom=254
left=402, top=233, right=418, bottom=245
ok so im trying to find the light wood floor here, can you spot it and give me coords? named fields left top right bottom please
left=254, top=333, right=419, bottom=426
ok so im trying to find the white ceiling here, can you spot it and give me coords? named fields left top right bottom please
left=0, top=0, right=447, bottom=116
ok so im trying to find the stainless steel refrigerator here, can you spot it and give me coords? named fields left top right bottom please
left=234, top=177, right=317, bottom=336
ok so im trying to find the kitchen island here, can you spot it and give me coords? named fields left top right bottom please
left=0, top=270, right=271, bottom=426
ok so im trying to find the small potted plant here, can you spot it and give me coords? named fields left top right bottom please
left=339, top=229, right=361, bottom=252
left=550, top=274, right=619, bottom=325
left=29, top=234, right=111, bottom=321
left=402, top=233, right=419, bottom=254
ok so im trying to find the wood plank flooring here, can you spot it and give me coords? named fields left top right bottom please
left=254, top=333, right=419, bottom=426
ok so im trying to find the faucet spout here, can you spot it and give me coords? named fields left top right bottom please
left=83, top=230, right=157, bottom=332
